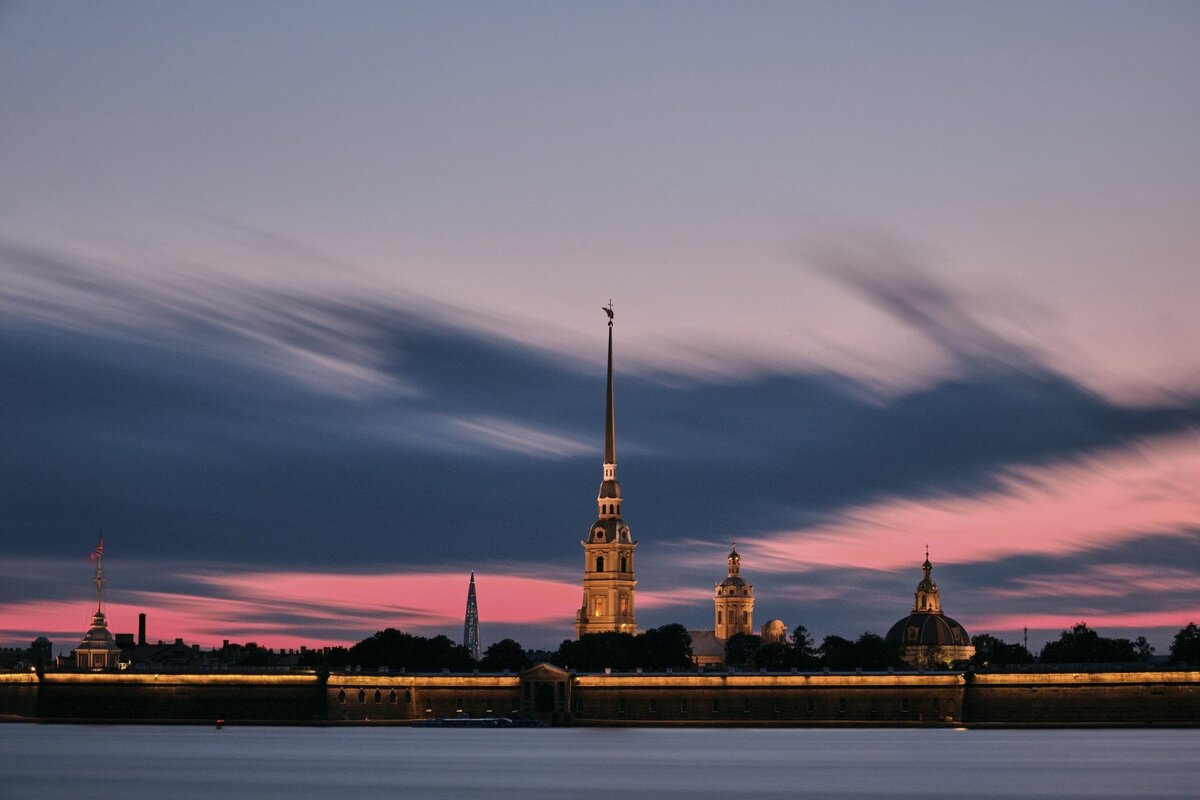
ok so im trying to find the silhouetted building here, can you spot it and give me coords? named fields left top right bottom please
left=463, top=572, right=480, bottom=661
left=885, top=550, right=975, bottom=668
left=576, top=305, right=637, bottom=636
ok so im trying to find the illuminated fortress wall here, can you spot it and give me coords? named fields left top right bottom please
left=2, top=669, right=1199, bottom=725
left=962, top=671, right=1200, bottom=725
left=570, top=673, right=964, bottom=724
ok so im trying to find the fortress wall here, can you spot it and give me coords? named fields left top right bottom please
left=32, top=673, right=325, bottom=722
left=570, top=673, right=964, bottom=724
left=0, top=672, right=38, bottom=719
left=325, top=674, right=520, bottom=722
left=963, top=671, right=1200, bottom=724
left=4, top=670, right=1200, bottom=725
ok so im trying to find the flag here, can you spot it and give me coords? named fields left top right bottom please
left=90, top=536, right=104, bottom=560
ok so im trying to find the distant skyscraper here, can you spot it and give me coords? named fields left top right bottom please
left=576, top=303, right=637, bottom=637
left=463, top=572, right=480, bottom=661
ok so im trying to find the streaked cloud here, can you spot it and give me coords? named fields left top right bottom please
left=734, top=430, right=1200, bottom=573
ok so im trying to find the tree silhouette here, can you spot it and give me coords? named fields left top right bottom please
left=1170, top=622, right=1200, bottom=664
left=480, top=638, right=531, bottom=672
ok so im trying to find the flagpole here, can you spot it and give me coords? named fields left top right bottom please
left=94, top=533, right=104, bottom=613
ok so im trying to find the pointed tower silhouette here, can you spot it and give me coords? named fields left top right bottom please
left=463, top=572, right=480, bottom=661
left=576, top=303, right=637, bottom=637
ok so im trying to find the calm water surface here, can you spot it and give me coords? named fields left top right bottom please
left=1, top=725, right=1197, bottom=799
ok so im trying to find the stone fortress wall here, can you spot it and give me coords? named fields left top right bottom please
left=2, top=667, right=1198, bottom=726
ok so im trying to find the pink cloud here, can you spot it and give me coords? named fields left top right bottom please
left=969, top=610, right=1200, bottom=636
left=985, top=564, right=1200, bottom=600
left=0, top=570, right=583, bottom=651
left=729, top=431, right=1200, bottom=573
left=637, top=587, right=714, bottom=609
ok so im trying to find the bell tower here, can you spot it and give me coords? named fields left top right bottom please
left=576, top=303, right=637, bottom=637
left=714, top=546, right=754, bottom=640
left=913, top=545, right=942, bottom=613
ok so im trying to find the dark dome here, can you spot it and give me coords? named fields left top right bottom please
left=598, top=479, right=622, bottom=499
left=885, top=612, right=971, bottom=648
left=588, top=517, right=630, bottom=543
left=718, top=575, right=747, bottom=588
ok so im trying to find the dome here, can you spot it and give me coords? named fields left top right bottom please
left=78, top=610, right=121, bottom=653
left=885, top=612, right=971, bottom=648
left=598, top=479, right=622, bottom=499
left=588, top=517, right=631, bottom=543
left=718, top=575, right=747, bottom=589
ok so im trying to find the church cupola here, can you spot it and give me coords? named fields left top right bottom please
left=885, top=547, right=975, bottom=668
left=714, top=544, right=754, bottom=640
left=576, top=303, right=637, bottom=638
left=913, top=546, right=942, bottom=613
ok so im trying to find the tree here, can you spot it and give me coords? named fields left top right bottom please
left=1039, top=622, right=1144, bottom=664
left=790, top=625, right=819, bottom=668
left=1170, top=622, right=1200, bottom=664
left=817, top=633, right=903, bottom=670
left=817, top=635, right=856, bottom=670
left=970, top=634, right=1034, bottom=669
left=1132, top=636, right=1155, bottom=662
left=632, top=624, right=693, bottom=670
left=349, top=628, right=475, bottom=671
left=852, top=632, right=904, bottom=669
left=724, top=633, right=762, bottom=669
left=552, top=632, right=634, bottom=672
left=756, top=641, right=791, bottom=670
left=479, top=639, right=531, bottom=672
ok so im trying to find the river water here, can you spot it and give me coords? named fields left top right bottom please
left=1, top=725, right=1197, bottom=799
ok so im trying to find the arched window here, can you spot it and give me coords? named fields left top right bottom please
left=742, top=611, right=748, bottom=623
left=374, top=689, right=382, bottom=704
left=389, top=690, right=398, bottom=704
left=717, top=610, right=723, bottom=624
left=404, top=689, right=412, bottom=703
left=338, top=689, right=346, bottom=703
left=619, top=556, right=627, bottom=572
left=358, top=689, right=366, bottom=704
left=596, top=556, right=605, bottom=572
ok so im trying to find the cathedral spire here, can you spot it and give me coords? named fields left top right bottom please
left=596, top=303, right=621, bottom=517
left=577, top=303, right=637, bottom=637
left=603, top=300, right=616, bottom=468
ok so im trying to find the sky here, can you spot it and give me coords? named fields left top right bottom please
left=2, top=2, right=1199, bottom=655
